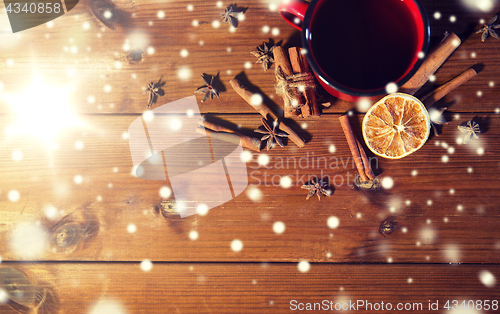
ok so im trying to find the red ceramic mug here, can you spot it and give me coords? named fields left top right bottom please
left=279, top=0, right=430, bottom=102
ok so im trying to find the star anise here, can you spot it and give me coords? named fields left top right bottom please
left=195, top=74, right=220, bottom=102
left=458, top=120, right=480, bottom=144
left=251, top=41, right=276, bottom=71
left=221, top=5, right=238, bottom=27
left=476, top=15, right=500, bottom=42
left=144, top=77, right=165, bottom=108
left=301, top=177, right=331, bottom=200
left=428, top=107, right=447, bottom=136
left=254, top=118, right=288, bottom=150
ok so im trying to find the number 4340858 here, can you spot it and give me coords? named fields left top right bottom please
left=443, top=300, right=498, bottom=311
left=5, top=2, right=61, bottom=14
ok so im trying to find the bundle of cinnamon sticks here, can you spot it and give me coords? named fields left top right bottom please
left=273, top=46, right=321, bottom=118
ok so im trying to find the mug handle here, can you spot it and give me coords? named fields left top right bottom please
left=279, top=0, right=308, bottom=31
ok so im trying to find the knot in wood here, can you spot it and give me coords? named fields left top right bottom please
left=379, top=219, right=396, bottom=236
left=126, top=49, right=143, bottom=64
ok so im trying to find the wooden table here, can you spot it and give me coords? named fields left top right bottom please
left=0, top=0, right=499, bottom=312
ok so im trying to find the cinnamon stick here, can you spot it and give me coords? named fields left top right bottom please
left=229, top=77, right=306, bottom=148
left=421, top=68, right=477, bottom=107
left=199, top=119, right=262, bottom=152
left=339, top=115, right=369, bottom=182
left=199, top=119, right=238, bottom=134
left=400, top=32, right=461, bottom=95
left=356, top=139, right=375, bottom=180
left=197, top=127, right=262, bottom=152
left=288, top=47, right=320, bottom=117
left=273, top=46, right=301, bottom=118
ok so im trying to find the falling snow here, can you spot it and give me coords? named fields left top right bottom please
left=385, top=83, right=398, bottom=94
left=177, top=67, right=192, bottom=81
left=246, top=186, right=262, bottom=201
left=273, top=221, right=285, bottom=234
left=250, top=93, right=263, bottom=106
left=196, top=203, right=209, bottom=216
left=298, top=260, right=310, bottom=272
left=327, top=216, right=340, bottom=229
left=231, top=239, right=243, bottom=252
left=257, top=154, right=270, bottom=166
left=159, top=186, right=172, bottom=198
left=479, top=270, right=496, bottom=287
left=127, top=224, right=137, bottom=233
left=443, top=244, right=460, bottom=263
left=89, top=299, right=128, bottom=314
left=11, top=150, right=23, bottom=161
left=356, top=99, right=371, bottom=112
left=189, top=230, right=199, bottom=240
left=280, top=176, right=292, bottom=188
left=240, top=150, right=253, bottom=162
left=140, top=259, right=153, bottom=271
left=381, top=177, right=394, bottom=189
left=420, top=226, right=436, bottom=244
left=74, top=175, right=83, bottom=184
left=9, top=222, right=48, bottom=259
left=0, top=289, right=8, bottom=303
left=44, top=205, right=60, bottom=221
left=75, top=140, right=84, bottom=150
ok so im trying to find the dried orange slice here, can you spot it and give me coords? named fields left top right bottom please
left=362, top=93, right=430, bottom=159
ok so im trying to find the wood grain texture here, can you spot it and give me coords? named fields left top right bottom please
left=0, top=0, right=498, bottom=114
left=0, top=114, right=498, bottom=263
left=0, top=263, right=499, bottom=314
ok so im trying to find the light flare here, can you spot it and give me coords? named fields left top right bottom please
left=2, top=75, right=82, bottom=145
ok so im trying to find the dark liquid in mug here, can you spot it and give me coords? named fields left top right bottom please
left=309, top=0, right=419, bottom=91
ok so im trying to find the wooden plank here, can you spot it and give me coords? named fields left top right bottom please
left=0, top=263, right=499, bottom=313
left=0, top=114, right=499, bottom=263
left=0, top=0, right=498, bottom=114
